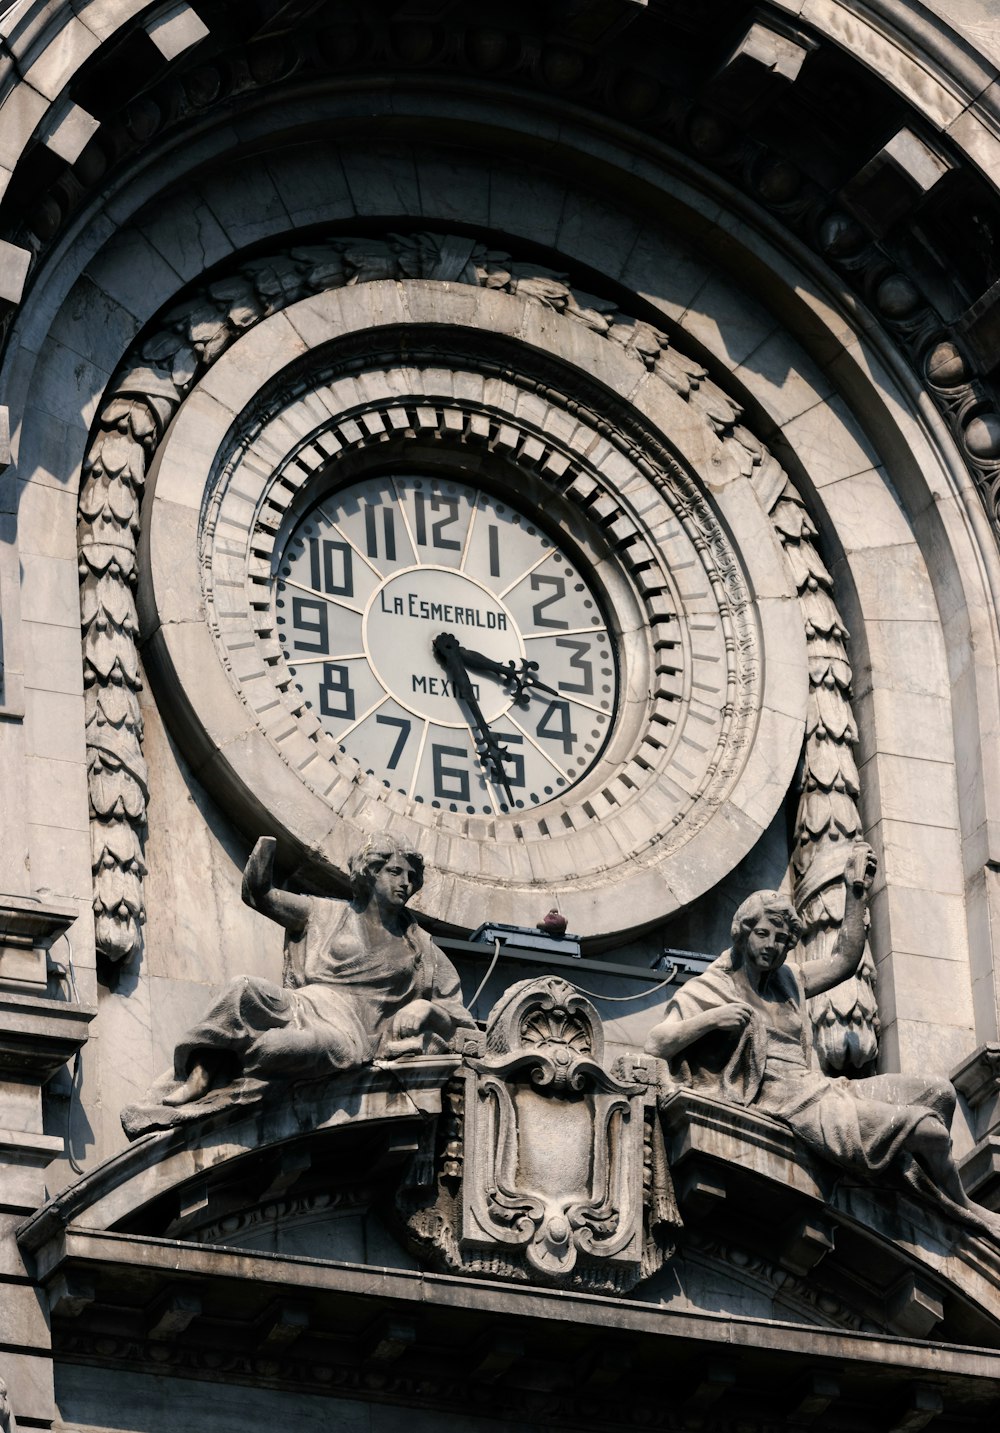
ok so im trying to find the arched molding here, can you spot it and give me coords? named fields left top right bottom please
left=20, top=1058, right=462, bottom=1242
left=0, top=0, right=999, bottom=532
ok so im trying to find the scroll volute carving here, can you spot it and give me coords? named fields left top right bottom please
left=459, top=978, right=677, bottom=1287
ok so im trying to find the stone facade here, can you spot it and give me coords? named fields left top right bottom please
left=3, top=1, right=1000, bottom=1429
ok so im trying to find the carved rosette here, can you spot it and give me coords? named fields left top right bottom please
left=399, top=977, right=679, bottom=1293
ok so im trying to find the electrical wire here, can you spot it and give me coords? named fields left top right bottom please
left=568, top=970, right=678, bottom=1003
left=468, top=937, right=503, bottom=1009
left=468, top=944, right=679, bottom=1008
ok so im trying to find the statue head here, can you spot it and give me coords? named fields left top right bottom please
left=730, top=890, right=803, bottom=974
left=348, top=834, right=425, bottom=902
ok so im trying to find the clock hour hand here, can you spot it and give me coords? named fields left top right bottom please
left=431, top=633, right=517, bottom=806
left=454, top=644, right=562, bottom=706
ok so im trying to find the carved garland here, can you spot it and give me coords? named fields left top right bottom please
left=77, top=233, right=873, bottom=1068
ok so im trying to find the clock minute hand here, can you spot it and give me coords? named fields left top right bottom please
left=456, top=644, right=562, bottom=704
left=431, top=633, right=516, bottom=806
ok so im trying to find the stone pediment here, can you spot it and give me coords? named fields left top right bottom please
left=17, top=979, right=1000, bottom=1430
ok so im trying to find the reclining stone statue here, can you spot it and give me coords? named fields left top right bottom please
left=123, top=834, right=475, bottom=1134
left=645, top=842, right=1000, bottom=1237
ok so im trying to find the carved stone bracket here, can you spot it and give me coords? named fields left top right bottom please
left=0, top=892, right=77, bottom=991
left=953, top=1044, right=1000, bottom=1211
left=399, top=977, right=680, bottom=1292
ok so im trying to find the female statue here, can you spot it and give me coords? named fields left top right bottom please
left=645, top=843, right=998, bottom=1233
left=124, top=834, right=475, bottom=1132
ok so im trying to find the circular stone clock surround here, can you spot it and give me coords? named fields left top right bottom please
left=139, top=281, right=807, bottom=938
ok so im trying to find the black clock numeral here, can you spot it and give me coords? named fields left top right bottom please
left=488, top=523, right=501, bottom=578
left=536, top=699, right=576, bottom=755
left=415, top=491, right=462, bottom=551
left=292, top=597, right=330, bottom=653
left=556, top=637, right=594, bottom=695
left=432, top=743, right=470, bottom=802
left=319, top=662, right=355, bottom=720
left=495, top=730, right=525, bottom=787
left=308, top=537, right=354, bottom=597
left=364, top=505, right=397, bottom=562
left=530, top=573, right=569, bottom=629
left=376, top=713, right=411, bottom=769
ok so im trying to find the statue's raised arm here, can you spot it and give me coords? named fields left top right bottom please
left=797, top=840, right=877, bottom=1000
left=241, top=836, right=310, bottom=931
left=645, top=842, right=1000, bottom=1240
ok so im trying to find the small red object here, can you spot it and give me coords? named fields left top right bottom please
left=537, top=909, right=568, bottom=936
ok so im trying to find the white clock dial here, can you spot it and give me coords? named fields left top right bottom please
left=275, top=475, right=617, bottom=814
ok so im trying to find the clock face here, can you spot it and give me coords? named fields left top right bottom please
left=275, top=475, right=618, bottom=814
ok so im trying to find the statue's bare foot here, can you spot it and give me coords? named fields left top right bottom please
left=163, top=1061, right=213, bottom=1106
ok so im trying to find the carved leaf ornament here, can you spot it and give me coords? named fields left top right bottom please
left=78, top=232, right=874, bottom=1067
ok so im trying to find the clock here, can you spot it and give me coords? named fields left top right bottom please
left=275, top=474, right=616, bottom=815
left=141, top=281, right=805, bottom=937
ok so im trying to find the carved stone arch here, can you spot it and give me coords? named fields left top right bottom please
left=7, top=7, right=1000, bottom=1429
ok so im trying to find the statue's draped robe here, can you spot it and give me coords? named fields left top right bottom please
left=664, top=954, right=954, bottom=1179
left=123, top=899, right=474, bottom=1136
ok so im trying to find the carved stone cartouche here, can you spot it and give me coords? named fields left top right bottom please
left=399, top=976, right=680, bottom=1293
